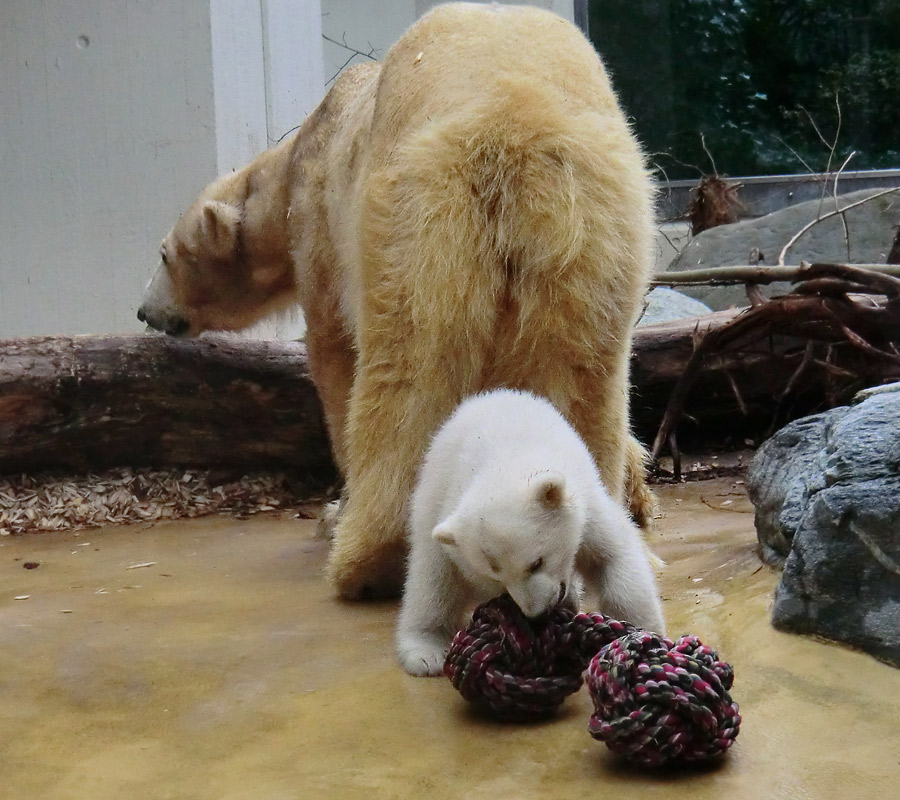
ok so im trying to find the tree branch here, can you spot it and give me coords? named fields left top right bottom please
left=648, top=263, right=900, bottom=469
left=651, top=262, right=900, bottom=287
left=777, top=187, right=900, bottom=266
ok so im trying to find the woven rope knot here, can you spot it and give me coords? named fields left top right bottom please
left=443, top=594, right=586, bottom=720
left=587, top=631, right=741, bottom=766
left=444, top=595, right=741, bottom=765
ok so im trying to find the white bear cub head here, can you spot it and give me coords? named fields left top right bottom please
left=431, top=470, right=584, bottom=618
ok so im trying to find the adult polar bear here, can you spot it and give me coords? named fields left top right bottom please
left=138, top=3, right=656, bottom=599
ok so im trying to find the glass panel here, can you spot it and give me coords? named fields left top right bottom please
left=588, top=0, right=900, bottom=179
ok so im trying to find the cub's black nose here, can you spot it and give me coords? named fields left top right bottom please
left=136, top=308, right=147, bottom=323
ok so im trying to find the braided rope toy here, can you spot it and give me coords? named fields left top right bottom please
left=444, top=594, right=741, bottom=767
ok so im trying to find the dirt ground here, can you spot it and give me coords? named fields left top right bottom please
left=2, top=477, right=899, bottom=799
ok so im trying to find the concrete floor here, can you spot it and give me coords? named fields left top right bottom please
left=2, top=479, right=899, bottom=799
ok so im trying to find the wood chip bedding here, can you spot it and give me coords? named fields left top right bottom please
left=0, top=468, right=324, bottom=535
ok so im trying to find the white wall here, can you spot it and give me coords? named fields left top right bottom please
left=1, top=0, right=572, bottom=339
left=0, top=0, right=323, bottom=339
left=1, top=0, right=217, bottom=338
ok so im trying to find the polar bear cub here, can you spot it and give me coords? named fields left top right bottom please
left=397, top=390, right=666, bottom=677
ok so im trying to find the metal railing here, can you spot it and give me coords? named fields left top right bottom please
left=656, top=168, right=900, bottom=221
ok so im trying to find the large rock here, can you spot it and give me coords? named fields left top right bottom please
left=668, top=188, right=900, bottom=310
left=744, top=409, right=842, bottom=567
left=637, top=287, right=711, bottom=327
left=746, top=384, right=900, bottom=666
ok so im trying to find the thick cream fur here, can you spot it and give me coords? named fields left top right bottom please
left=139, top=3, right=657, bottom=598
left=397, top=389, right=665, bottom=677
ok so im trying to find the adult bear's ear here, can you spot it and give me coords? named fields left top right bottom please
left=200, top=201, right=240, bottom=258
left=532, top=471, right=566, bottom=510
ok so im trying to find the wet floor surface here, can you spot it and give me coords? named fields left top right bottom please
left=2, top=478, right=899, bottom=799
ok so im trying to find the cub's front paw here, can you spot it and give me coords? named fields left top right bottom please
left=397, top=638, right=449, bottom=677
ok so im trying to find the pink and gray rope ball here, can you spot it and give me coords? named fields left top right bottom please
left=444, top=594, right=741, bottom=766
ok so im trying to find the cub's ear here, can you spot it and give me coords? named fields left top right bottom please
left=532, top=472, right=566, bottom=510
left=200, top=201, right=240, bottom=257
left=432, top=522, right=457, bottom=546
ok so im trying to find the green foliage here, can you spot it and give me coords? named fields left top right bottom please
left=588, top=0, right=900, bottom=179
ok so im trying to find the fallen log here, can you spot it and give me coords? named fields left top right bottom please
left=630, top=303, right=898, bottom=450
left=0, top=335, right=337, bottom=486
left=642, top=264, right=900, bottom=471
left=1, top=292, right=896, bottom=480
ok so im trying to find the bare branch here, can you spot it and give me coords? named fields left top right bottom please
left=322, top=33, right=379, bottom=60
left=274, top=124, right=301, bottom=145
left=322, top=33, right=378, bottom=86
left=778, top=188, right=900, bottom=266
left=648, top=262, right=900, bottom=464
left=699, top=131, right=718, bottom=175
left=774, top=135, right=820, bottom=178
left=657, top=226, right=681, bottom=255
left=832, top=91, right=843, bottom=162
left=667, top=431, right=681, bottom=480
left=833, top=150, right=856, bottom=188
left=652, top=262, right=900, bottom=287
left=745, top=282, right=767, bottom=306
left=832, top=150, right=857, bottom=261
left=825, top=309, right=900, bottom=366
left=785, top=341, right=816, bottom=394
left=799, top=105, right=833, bottom=152
left=816, top=93, right=842, bottom=216
left=649, top=159, right=673, bottom=186
left=744, top=246, right=767, bottom=304
left=724, top=370, right=748, bottom=416
left=647, top=150, right=706, bottom=178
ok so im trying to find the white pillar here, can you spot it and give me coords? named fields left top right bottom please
left=262, top=0, right=325, bottom=143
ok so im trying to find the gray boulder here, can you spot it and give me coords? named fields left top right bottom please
left=637, top=287, right=711, bottom=327
left=668, top=188, right=900, bottom=310
left=746, top=384, right=900, bottom=667
left=745, top=409, right=843, bottom=566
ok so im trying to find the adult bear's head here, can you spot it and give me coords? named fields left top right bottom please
left=138, top=166, right=297, bottom=336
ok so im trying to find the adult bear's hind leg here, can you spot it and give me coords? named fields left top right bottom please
left=326, top=339, right=493, bottom=599
left=325, top=163, right=503, bottom=599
